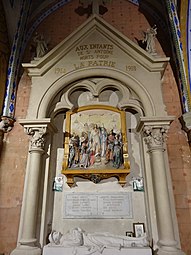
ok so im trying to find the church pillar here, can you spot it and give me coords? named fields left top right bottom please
left=11, top=119, right=56, bottom=255
left=137, top=117, right=185, bottom=255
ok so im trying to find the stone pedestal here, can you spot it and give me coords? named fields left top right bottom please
left=43, top=246, right=152, bottom=255
left=11, top=246, right=41, bottom=255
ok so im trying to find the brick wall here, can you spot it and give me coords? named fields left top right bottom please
left=0, top=72, right=31, bottom=255
left=162, top=65, right=191, bottom=254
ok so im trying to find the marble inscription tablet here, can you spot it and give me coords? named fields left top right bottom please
left=63, top=192, right=133, bottom=218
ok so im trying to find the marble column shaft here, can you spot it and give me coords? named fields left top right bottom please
left=143, top=126, right=177, bottom=250
left=20, top=127, right=45, bottom=245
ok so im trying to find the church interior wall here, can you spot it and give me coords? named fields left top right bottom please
left=0, top=71, right=31, bottom=253
left=0, top=1, right=191, bottom=255
left=162, top=64, right=191, bottom=253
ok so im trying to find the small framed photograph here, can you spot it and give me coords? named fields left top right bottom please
left=133, top=177, right=144, bottom=192
left=133, top=223, right=145, bottom=237
left=126, top=231, right=133, bottom=237
left=53, top=176, right=63, bottom=192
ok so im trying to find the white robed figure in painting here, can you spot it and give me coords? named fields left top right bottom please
left=90, top=124, right=101, bottom=155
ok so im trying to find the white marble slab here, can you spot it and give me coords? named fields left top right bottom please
left=63, top=192, right=133, bottom=218
left=43, top=246, right=152, bottom=255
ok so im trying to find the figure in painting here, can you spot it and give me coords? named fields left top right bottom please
left=68, top=144, right=75, bottom=168
left=33, top=32, right=48, bottom=58
left=90, top=124, right=101, bottom=155
left=100, top=126, right=107, bottom=157
left=67, top=124, right=124, bottom=169
left=105, top=129, right=115, bottom=163
left=68, top=133, right=80, bottom=168
left=80, top=141, right=90, bottom=168
left=142, top=25, right=157, bottom=55
left=113, top=140, right=122, bottom=168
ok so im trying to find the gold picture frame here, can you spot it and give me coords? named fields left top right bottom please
left=62, top=105, right=130, bottom=186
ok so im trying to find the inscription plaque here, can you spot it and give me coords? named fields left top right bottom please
left=63, top=192, right=133, bottom=219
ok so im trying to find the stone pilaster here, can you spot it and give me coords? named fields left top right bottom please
left=11, top=119, right=57, bottom=255
left=137, top=117, right=185, bottom=255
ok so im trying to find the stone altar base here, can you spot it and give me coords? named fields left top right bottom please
left=43, top=246, right=152, bottom=255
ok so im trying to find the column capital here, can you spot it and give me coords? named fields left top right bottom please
left=25, top=126, right=47, bottom=151
left=19, top=118, right=57, bottom=151
left=136, top=116, right=175, bottom=150
left=143, top=125, right=169, bottom=149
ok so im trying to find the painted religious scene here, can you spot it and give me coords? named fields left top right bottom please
left=65, top=108, right=126, bottom=170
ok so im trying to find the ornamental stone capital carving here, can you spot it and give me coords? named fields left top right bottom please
left=136, top=116, right=175, bottom=150
left=19, top=118, right=57, bottom=152
left=25, top=126, right=47, bottom=150
left=143, top=125, right=169, bottom=149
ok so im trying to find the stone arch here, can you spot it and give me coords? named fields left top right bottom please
left=36, top=68, right=157, bottom=119
left=51, top=77, right=144, bottom=117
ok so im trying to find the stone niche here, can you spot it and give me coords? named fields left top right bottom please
left=52, top=111, right=146, bottom=238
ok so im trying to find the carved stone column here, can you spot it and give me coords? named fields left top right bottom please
left=137, top=117, right=185, bottom=255
left=11, top=119, right=56, bottom=255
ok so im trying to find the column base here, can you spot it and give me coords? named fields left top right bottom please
left=154, top=248, right=185, bottom=255
left=10, top=245, right=41, bottom=255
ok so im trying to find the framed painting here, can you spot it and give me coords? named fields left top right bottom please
left=62, top=105, right=130, bottom=186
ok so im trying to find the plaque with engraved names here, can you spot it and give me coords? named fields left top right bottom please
left=63, top=192, right=133, bottom=219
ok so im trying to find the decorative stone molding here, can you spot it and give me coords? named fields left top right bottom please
left=0, top=116, right=15, bottom=133
left=143, top=125, right=169, bottom=150
left=0, top=116, right=15, bottom=156
left=19, top=119, right=57, bottom=140
left=25, top=126, right=47, bottom=151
